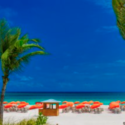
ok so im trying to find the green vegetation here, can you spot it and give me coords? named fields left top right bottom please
left=36, top=113, right=48, bottom=125
left=3, top=113, right=48, bottom=125
left=0, top=19, right=48, bottom=125
left=4, top=119, right=36, bottom=125
left=112, top=0, right=125, bottom=39
left=3, top=119, right=50, bottom=125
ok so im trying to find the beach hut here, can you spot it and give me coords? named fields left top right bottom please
left=39, top=99, right=60, bottom=116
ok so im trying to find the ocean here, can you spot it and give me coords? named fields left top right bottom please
left=4, top=92, right=125, bottom=105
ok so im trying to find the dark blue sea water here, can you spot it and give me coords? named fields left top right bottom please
left=4, top=92, right=125, bottom=105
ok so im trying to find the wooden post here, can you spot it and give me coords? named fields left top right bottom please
left=56, top=103, right=59, bottom=109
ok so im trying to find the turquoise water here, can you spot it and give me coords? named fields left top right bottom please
left=4, top=92, right=125, bottom=105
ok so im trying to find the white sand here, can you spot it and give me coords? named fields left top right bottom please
left=3, top=105, right=125, bottom=125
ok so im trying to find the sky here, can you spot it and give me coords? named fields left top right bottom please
left=0, top=0, right=125, bottom=92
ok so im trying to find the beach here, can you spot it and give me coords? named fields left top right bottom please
left=3, top=105, right=125, bottom=125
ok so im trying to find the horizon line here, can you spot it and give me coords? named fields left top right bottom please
left=4, top=91, right=125, bottom=93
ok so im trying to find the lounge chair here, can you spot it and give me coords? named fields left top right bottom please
left=120, top=105, right=124, bottom=111
left=72, top=107, right=76, bottom=113
left=112, top=108, right=121, bottom=114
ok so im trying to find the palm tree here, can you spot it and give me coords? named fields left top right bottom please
left=112, top=0, right=125, bottom=39
left=0, top=19, right=48, bottom=124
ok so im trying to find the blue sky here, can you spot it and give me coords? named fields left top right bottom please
left=0, top=0, right=125, bottom=92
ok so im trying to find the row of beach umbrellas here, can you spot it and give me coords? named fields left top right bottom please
left=59, top=101, right=103, bottom=109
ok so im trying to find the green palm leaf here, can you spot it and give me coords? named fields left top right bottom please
left=112, top=0, right=125, bottom=39
left=0, top=19, right=48, bottom=75
left=18, top=51, right=47, bottom=63
left=22, top=44, right=45, bottom=50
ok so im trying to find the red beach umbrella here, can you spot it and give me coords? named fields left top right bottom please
left=76, top=104, right=85, bottom=109
left=59, top=105, right=68, bottom=109
left=9, top=101, right=19, bottom=105
left=67, top=102, right=74, bottom=107
left=3, top=101, right=8, bottom=104
left=36, top=105, right=43, bottom=109
left=29, top=105, right=37, bottom=110
left=110, top=105, right=119, bottom=109
left=121, top=101, right=125, bottom=104
left=89, top=101, right=93, bottom=104
left=91, top=104, right=101, bottom=109
left=17, top=104, right=27, bottom=108
left=116, top=100, right=121, bottom=103
left=25, top=103, right=29, bottom=105
left=109, top=102, right=120, bottom=109
left=20, top=101, right=27, bottom=104
left=93, top=101, right=101, bottom=104
left=74, top=101, right=80, bottom=104
left=20, top=102, right=29, bottom=105
left=81, top=101, right=90, bottom=104
left=35, top=102, right=43, bottom=105
left=62, top=101, right=68, bottom=104
left=9, top=101, right=16, bottom=104
left=16, top=101, right=20, bottom=104
left=99, top=103, right=103, bottom=105
left=4, top=104, right=13, bottom=108
left=13, top=102, right=18, bottom=104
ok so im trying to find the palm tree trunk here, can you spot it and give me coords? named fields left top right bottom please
left=0, top=76, right=9, bottom=125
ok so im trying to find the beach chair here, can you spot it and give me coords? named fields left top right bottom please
left=96, top=108, right=103, bottom=113
left=17, top=104, right=28, bottom=112
left=109, top=102, right=121, bottom=114
left=82, top=106, right=90, bottom=112
left=120, top=105, right=125, bottom=111
left=90, top=108, right=94, bottom=112
left=59, top=105, right=67, bottom=113
left=74, top=108, right=81, bottom=113
left=4, top=108, right=10, bottom=112
left=92, top=108, right=102, bottom=114
left=112, top=108, right=121, bottom=114
left=81, top=107, right=86, bottom=113
left=87, top=108, right=91, bottom=113
left=4, top=104, right=13, bottom=112
left=123, top=106, right=125, bottom=111
left=78, top=109, right=82, bottom=113
left=72, top=107, right=76, bottom=113
left=63, top=107, right=70, bottom=113
left=62, top=108, right=65, bottom=113
left=19, top=107, right=29, bottom=113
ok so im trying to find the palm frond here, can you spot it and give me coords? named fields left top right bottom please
left=112, top=0, right=125, bottom=39
left=22, top=44, right=45, bottom=50
left=0, top=19, right=10, bottom=57
left=30, top=38, right=41, bottom=43
left=16, top=51, right=48, bottom=68
left=0, top=19, right=48, bottom=75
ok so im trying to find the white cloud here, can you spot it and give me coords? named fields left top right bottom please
left=15, top=74, right=33, bottom=81
left=87, top=0, right=113, bottom=13
left=21, top=76, right=33, bottom=81
left=96, top=25, right=118, bottom=33
left=103, top=26, right=118, bottom=31
left=116, top=60, right=125, bottom=63
left=94, top=0, right=112, bottom=9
